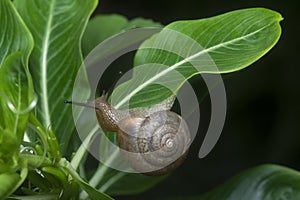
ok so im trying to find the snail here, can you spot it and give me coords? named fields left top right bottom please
left=65, top=94, right=191, bottom=176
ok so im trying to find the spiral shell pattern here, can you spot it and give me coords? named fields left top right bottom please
left=118, top=110, right=191, bottom=175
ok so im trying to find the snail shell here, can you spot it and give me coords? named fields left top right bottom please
left=93, top=95, right=191, bottom=175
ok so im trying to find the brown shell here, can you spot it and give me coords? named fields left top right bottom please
left=93, top=95, right=191, bottom=175
left=117, top=111, right=191, bottom=176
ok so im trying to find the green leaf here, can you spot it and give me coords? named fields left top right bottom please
left=0, top=129, right=19, bottom=173
left=111, top=8, right=282, bottom=109
left=0, top=52, right=33, bottom=173
left=162, top=165, right=300, bottom=200
left=7, top=194, right=59, bottom=200
left=0, top=168, right=28, bottom=199
left=99, top=170, right=167, bottom=196
left=0, top=3, right=34, bottom=197
left=83, top=8, right=282, bottom=195
left=77, top=179, right=114, bottom=200
left=0, top=173, right=21, bottom=199
left=26, top=170, right=52, bottom=192
left=0, top=0, right=34, bottom=136
left=59, top=158, right=113, bottom=200
left=82, top=14, right=128, bottom=56
left=0, top=0, right=33, bottom=67
left=0, top=52, right=34, bottom=173
left=82, top=14, right=162, bottom=55
left=14, top=0, right=98, bottom=154
left=125, top=18, right=163, bottom=30
left=0, top=52, right=34, bottom=140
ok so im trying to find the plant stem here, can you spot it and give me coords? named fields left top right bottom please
left=90, top=150, right=119, bottom=187
left=80, top=150, right=119, bottom=199
left=59, top=158, right=82, bottom=182
left=28, top=113, right=61, bottom=160
left=99, top=172, right=126, bottom=192
left=20, top=154, right=53, bottom=168
left=70, top=125, right=99, bottom=170
left=59, top=158, right=114, bottom=200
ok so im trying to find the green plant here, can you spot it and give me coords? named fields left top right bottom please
left=0, top=0, right=293, bottom=199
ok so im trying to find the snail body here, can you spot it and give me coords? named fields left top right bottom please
left=66, top=95, right=191, bottom=176
left=93, top=95, right=191, bottom=176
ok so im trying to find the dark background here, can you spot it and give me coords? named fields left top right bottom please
left=93, top=0, right=299, bottom=199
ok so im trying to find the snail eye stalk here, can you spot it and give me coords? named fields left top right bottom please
left=64, top=100, right=95, bottom=109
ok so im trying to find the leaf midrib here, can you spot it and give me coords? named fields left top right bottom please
left=103, top=24, right=267, bottom=193
left=13, top=72, right=22, bottom=135
left=41, top=0, right=56, bottom=128
left=115, top=26, right=266, bottom=108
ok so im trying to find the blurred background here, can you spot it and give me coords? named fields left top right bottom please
left=91, top=0, right=299, bottom=199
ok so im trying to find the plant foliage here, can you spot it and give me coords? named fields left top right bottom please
left=0, top=0, right=288, bottom=199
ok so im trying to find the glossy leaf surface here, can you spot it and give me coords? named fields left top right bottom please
left=14, top=0, right=97, bottom=153
left=89, top=8, right=282, bottom=196
left=111, top=8, right=282, bottom=109
left=161, top=165, right=300, bottom=200
left=0, top=0, right=34, bottom=177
